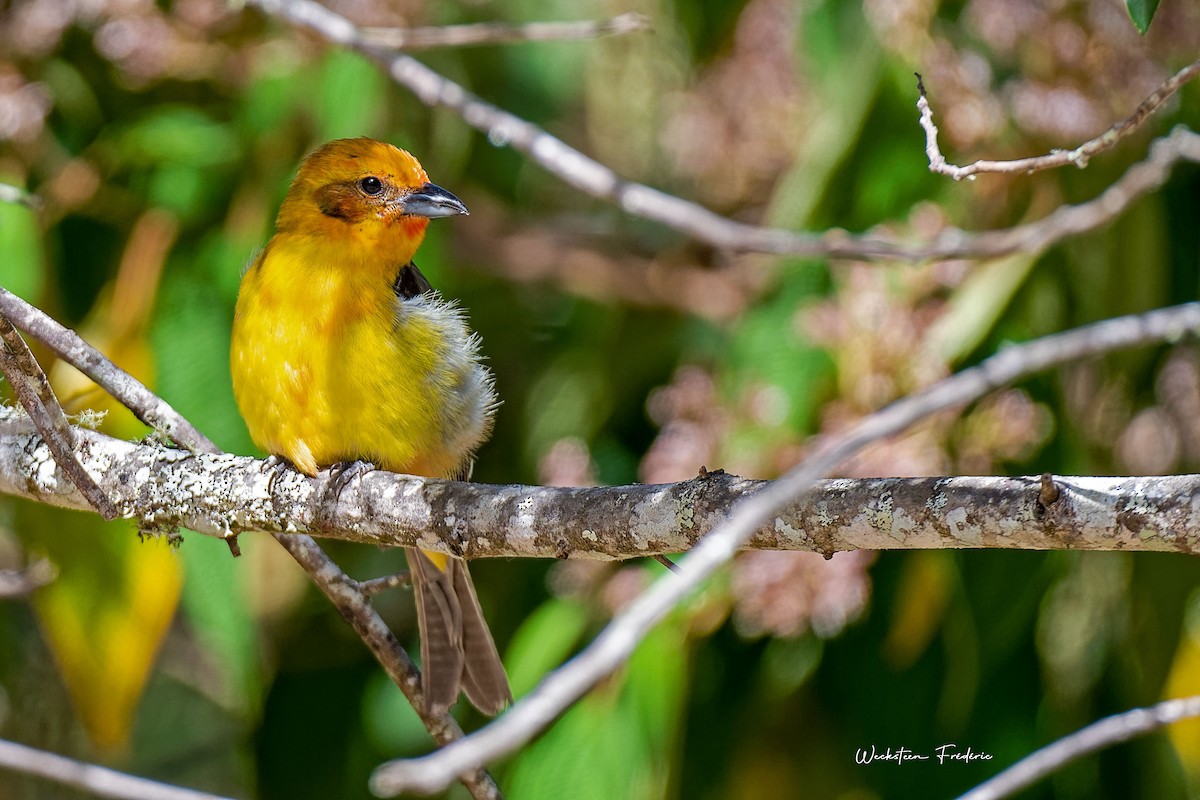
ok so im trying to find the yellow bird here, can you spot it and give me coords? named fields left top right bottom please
left=230, top=137, right=511, bottom=715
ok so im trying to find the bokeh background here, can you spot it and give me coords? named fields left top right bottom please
left=1, top=0, right=1199, bottom=797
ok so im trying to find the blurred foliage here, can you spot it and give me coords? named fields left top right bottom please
left=0, top=0, right=1198, bottom=798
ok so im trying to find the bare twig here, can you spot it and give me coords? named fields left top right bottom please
left=917, top=60, right=1200, bottom=180
left=0, top=183, right=41, bottom=211
left=0, top=295, right=502, bottom=798
left=273, top=535, right=502, bottom=800
left=369, top=303, right=1200, bottom=794
left=358, top=571, right=412, bottom=596
left=0, top=315, right=117, bottom=519
left=361, top=12, right=648, bottom=50
left=652, top=554, right=680, bottom=573
left=0, top=737, right=233, bottom=800
left=956, top=696, right=1200, bottom=800
left=249, top=0, right=1200, bottom=263
left=0, top=287, right=217, bottom=455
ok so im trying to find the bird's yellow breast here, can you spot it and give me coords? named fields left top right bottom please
left=230, top=236, right=494, bottom=479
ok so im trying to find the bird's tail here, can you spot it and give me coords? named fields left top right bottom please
left=407, top=548, right=512, bottom=716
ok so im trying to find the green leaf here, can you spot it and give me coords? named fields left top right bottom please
left=1125, top=0, right=1161, bottom=33
left=113, top=107, right=240, bottom=168
left=505, top=619, right=688, bottom=800
left=504, top=598, right=589, bottom=697
left=0, top=198, right=43, bottom=301
left=313, top=50, right=387, bottom=142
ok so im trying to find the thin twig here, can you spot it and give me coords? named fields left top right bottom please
left=361, top=12, right=649, bottom=50
left=249, top=0, right=1200, bottom=263
left=0, top=315, right=118, bottom=519
left=0, top=183, right=41, bottom=211
left=273, top=536, right=502, bottom=800
left=955, top=696, right=1200, bottom=800
left=0, top=287, right=217, bottom=454
left=358, top=571, right=412, bottom=596
left=652, top=554, right=680, bottom=574
left=917, top=60, right=1200, bottom=180
left=368, top=302, right=1200, bottom=795
left=0, top=737, right=233, bottom=800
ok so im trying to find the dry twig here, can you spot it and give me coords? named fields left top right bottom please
left=0, top=287, right=216, bottom=454
left=956, top=696, right=1200, bottom=800
left=917, top=59, right=1200, bottom=180
left=0, top=315, right=117, bottom=519
left=0, top=737, right=233, bottom=800
left=360, top=12, right=648, bottom=50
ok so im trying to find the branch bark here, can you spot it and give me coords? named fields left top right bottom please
left=0, top=420, right=1197, bottom=558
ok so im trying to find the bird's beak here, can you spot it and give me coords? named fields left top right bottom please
left=398, top=183, right=469, bottom=218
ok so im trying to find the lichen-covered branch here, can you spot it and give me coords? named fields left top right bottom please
left=0, top=413, right=1196, bottom=558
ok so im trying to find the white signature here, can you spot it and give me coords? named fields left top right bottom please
left=855, top=744, right=994, bottom=765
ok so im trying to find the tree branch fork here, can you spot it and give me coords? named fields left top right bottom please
left=2, top=407, right=1196, bottom=559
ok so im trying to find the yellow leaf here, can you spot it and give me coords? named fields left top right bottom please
left=883, top=551, right=954, bottom=669
left=1165, top=594, right=1200, bottom=776
left=21, top=508, right=182, bottom=751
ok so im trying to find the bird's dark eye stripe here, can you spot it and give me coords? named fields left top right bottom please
left=359, top=176, right=384, bottom=195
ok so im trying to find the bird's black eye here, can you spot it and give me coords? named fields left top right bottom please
left=359, top=176, right=384, bottom=196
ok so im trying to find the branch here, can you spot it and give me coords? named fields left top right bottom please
left=247, top=0, right=1200, bottom=262
left=270, top=535, right=502, bottom=800
left=918, top=59, right=1200, bottom=180
left=1, top=424, right=1198, bottom=557
left=0, top=737, right=233, bottom=800
left=0, top=287, right=217, bottom=455
left=0, top=314, right=118, bottom=519
left=956, top=696, right=1200, bottom=800
left=370, top=301, right=1200, bottom=794
left=360, top=13, right=649, bottom=50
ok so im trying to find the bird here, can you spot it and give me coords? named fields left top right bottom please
left=230, top=137, right=511, bottom=716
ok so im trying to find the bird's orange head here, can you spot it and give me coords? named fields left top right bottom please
left=273, top=137, right=468, bottom=267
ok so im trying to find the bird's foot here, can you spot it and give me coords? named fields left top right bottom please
left=315, top=460, right=378, bottom=530
left=328, top=459, right=377, bottom=500
left=260, top=454, right=300, bottom=498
